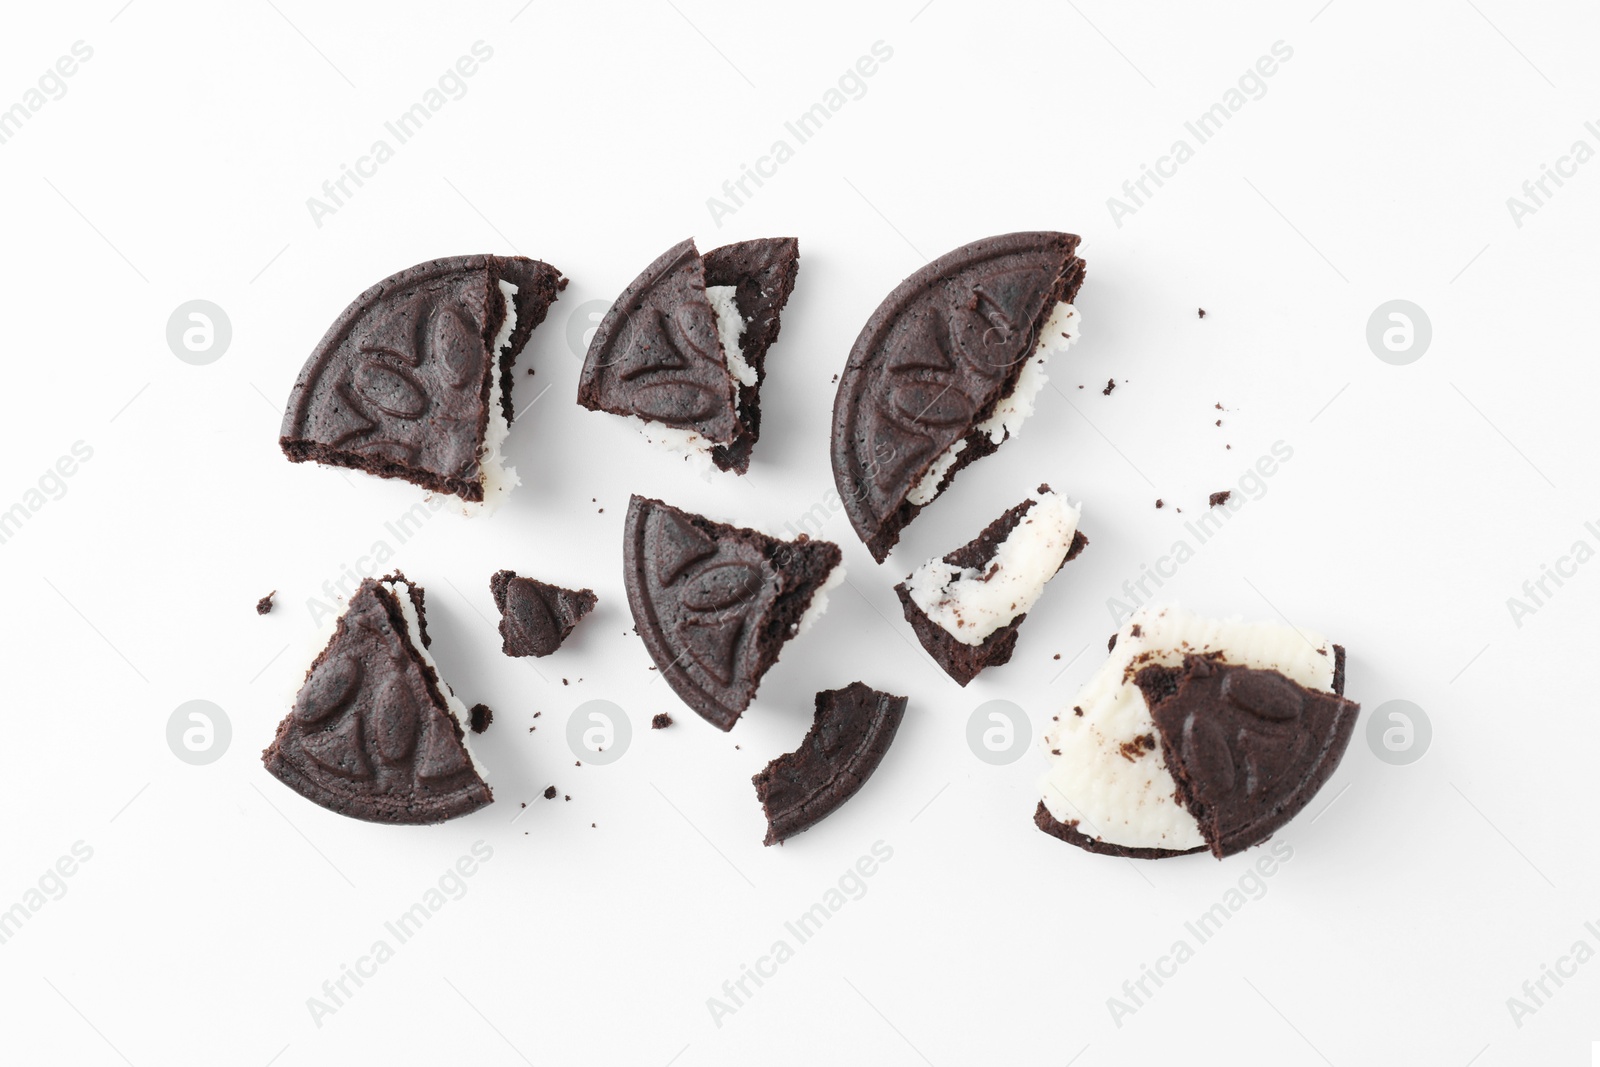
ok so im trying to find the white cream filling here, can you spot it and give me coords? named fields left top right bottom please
left=386, top=578, right=486, bottom=779
left=1038, top=605, right=1337, bottom=852
left=904, top=490, right=1080, bottom=646
left=792, top=562, right=845, bottom=637
left=907, top=439, right=966, bottom=506
left=465, top=279, right=521, bottom=517
left=905, top=302, right=1081, bottom=508
left=706, top=285, right=755, bottom=387
left=633, top=419, right=717, bottom=472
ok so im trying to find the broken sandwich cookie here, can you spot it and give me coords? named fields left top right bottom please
left=280, top=254, right=565, bottom=512
left=895, top=485, right=1086, bottom=685
left=490, top=570, right=596, bottom=657
left=578, top=237, right=799, bottom=473
left=262, top=572, right=491, bottom=825
left=832, top=232, right=1085, bottom=561
left=1036, top=606, right=1356, bottom=858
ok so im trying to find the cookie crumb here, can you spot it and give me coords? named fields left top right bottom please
left=256, top=591, right=276, bottom=615
left=1198, top=308, right=1207, bottom=319
left=1102, top=378, right=1116, bottom=396
left=469, top=703, right=493, bottom=734
left=651, top=713, right=673, bottom=729
left=1209, top=490, right=1232, bottom=507
left=543, top=785, right=557, bottom=800
left=1155, top=499, right=1164, bottom=509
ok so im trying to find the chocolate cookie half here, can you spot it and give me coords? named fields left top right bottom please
left=895, top=484, right=1086, bottom=685
left=1134, top=655, right=1359, bottom=858
left=622, top=495, right=842, bottom=730
left=262, top=572, right=491, bottom=824
left=489, top=570, right=596, bottom=657
left=280, top=254, right=565, bottom=512
left=753, top=682, right=907, bottom=845
left=1036, top=606, right=1351, bottom=859
left=578, top=237, right=799, bottom=473
left=832, top=232, right=1085, bottom=562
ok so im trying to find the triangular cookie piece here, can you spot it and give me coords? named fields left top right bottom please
left=622, top=495, right=843, bottom=730
left=281, top=254, right=565, bottom=513
left=895, top=485, right=1086, bottom=686
left=579, top=237, right=799, bottom=474
left=262, top=572, right=491, bottom=824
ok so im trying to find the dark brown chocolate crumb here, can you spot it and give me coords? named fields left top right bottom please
left=591, top=822, right=596, bottom=828
left=651, top=713, right=673, bottom=729
left=469, top=703, right=493, bottom=734
left=1198, top=308, right=1207, bottom=319
left=526, top=367, right=536, bottom=375
left=575, top=760, right=582, bottom=767
left=1118, top=733, right=1157, bottom=761
left=1209, top=490, right=1232, bottom=507
left=598, top=508, right=604, bottom=513
left=533, top=711, right=541, bottom=718
left=1130, top=624, right=1142, bottom=638
left=735, top=745, right=741, bottom=750
left=1215, top=419, right=1222, bottom=427
left=831, top=373, right=839, bottom=383
left=256, top=591, right=275, bottom=615
left=1053, top=653, right=1061, bottom=660
left=1155, top=499, right=1164, bottom=509
left=1102, top=378, right=1116, bottom=396
left=562, top=678, right=569, bottom=686
left=564, top=795, right=570, bottom=801
left=1215, top=402, right=1223, bottom=410
left=520, top=802, right=526, bottom=808
left=1073, top=706, right=1085, bottom=717
left=543, top=785, right=557, bottom=799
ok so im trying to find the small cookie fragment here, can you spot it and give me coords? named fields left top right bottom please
left=651, top=713, right=673, bottom=730
left=256, top=591, right=276, bottom=615
left=752, top=683, right=907, bottom=845
left=895, top=485, right=1087, bottom=686
left=543, top=785, right=557, bottom=800
left=490, top=570, right=597, bottom=658
left=1209, top=490, right=1231, bottom=507
left=469, top=703, right=493, bottom=734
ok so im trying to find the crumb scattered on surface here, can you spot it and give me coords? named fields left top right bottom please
left=575, top=760, right=582, bottom=767
left=1053, top=653, right=1061, bottom=660
left=1118, top=733, right=1157, bottom=761
left=533, top=711, right=541, bottom=718
left=651, top=713, right=673, bottom=729
left=1215, top=402, right=1223, bottom=410
left=1073, top=706, right=1085, bottom=717
left=526, top=367, right=536, bottom=375
left=543, top=785, right=557, bottom=800
left=1198, top=308, right=1207, bottom=319
left=562, top=678, right=569, bottom=686
left=1130, top=623, right=1142, bottom=638
left=564, top=795, right=570, bottom=801
left=469, top=703, right=493, bottom=734
left=256, top=592, right=275, bottom=615
left=1102, top=378, right=1116, bottom=396
left=1209, top=490, right=1232, bottom=507
left=1051, top=749, right=1061, bottom=755
left=1155, top=499, right=1164, bottom=509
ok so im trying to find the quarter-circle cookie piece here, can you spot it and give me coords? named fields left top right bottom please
left=280, top=254, right=564, bottom=509
left=262, top=572, right=490, bottom=824
left=832, top=232, right=1085, bottom=561
left=622, top=495, right=842, bottom=730
left=752, top=682, right=907, bottom=845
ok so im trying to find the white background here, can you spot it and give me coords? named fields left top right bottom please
left=1, top=1, right=1596, bottom=1063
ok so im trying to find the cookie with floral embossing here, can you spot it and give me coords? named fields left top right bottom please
left=578, top=237, right=798, bottom=473
left=622, top=495, right=841, bottom=730
left=280, top=255, right=565, bottom=513
left=831, top=232, right=1084, bottom=561
left=262, top=572, right=491, bottom=824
